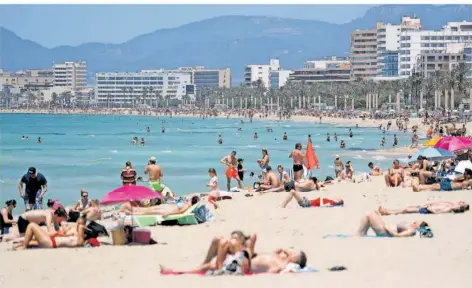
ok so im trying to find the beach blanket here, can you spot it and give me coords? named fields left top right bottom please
left=160, top=265, right=318, bottom=276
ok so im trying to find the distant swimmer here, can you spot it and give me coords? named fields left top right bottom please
left=283, top=132, right=288, bottom=141
left=238, top=128, right=242, bottom=132
left=326, top=133, right=330, bottom=142
left=381, top=137, right=385, bottom=148
left=218, top=134, right=223, bottom=145
left=140, top=137, right=146, bottom=146
left=162, top=126, right=166, bottom=133
left=37, top=137, right=42, bottom=144
left=131, top=137, right=138, bottom=145
left=334, top=133, right=338, bottom=142
left=393, top=134, right=398, bottom=147
left=146, top=126, right=151, bottom=133
left=254, top=133, right=258, bottom=140
left=349, top=129, right=353, bottom=138
left=240, top=120, right=244, bottom=124
left=340, top=140, right=346, bottom=149
left=21, top=136, right=26, bottom=140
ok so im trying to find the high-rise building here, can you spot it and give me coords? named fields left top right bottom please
left=416, top=51, right=464, bottom=78
left=376, top=21, right=401, bottom=76
left=244, top=59, right=280, bottom=88
left=350, top=29, right=378, bottom=79
left=53, top=61, right=87, bottom=89
left=399, top=20, right=472, bottom=77
left=94, top=70, right=193, bottom=106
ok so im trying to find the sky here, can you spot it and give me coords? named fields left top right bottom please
left=0, top=4, right=373, bottom=48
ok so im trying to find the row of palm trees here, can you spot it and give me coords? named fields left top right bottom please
left=196, top=63, right=472, bottom=111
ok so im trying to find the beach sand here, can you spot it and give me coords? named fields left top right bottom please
left=1, top=177, right=471, bottom=287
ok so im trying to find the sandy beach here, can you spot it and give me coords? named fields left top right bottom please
left=1, top=109, right=471, bottom=287
left=1, top=176, right=471, bottom=287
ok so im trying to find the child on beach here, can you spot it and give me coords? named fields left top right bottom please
left=206, top=168, right=220, bottom=209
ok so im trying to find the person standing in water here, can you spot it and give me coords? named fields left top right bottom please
left=254, top=133, right=258, bottom=140
left=283, top=132, right=288, bottom=141
left=334, top=133, right=338, bottom=142
left=326, top=133, right=330, bottom=142
left=349, top=129, right=353, bottom=138
left=393, top=134, right=398, bottom=147
left=18, top=167, right=47, bottom=211
left=218, top=134, right=223, bottom=145
left=334, top=155, right=344, bottom=178
left=220, top=151, right=242, bottom=191
left=289, top=143, right=305, bottom=182
left=37, top=137, right=42, bottom=144
left=145, top=157, right=164, bottom=192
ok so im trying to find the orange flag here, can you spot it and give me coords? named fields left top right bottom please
left=305, top=138, right=319, bottom=170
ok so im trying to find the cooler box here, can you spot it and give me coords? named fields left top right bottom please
left=133, top=228, right=151, bottom=244
left=111, top=227, right=127, bottom=245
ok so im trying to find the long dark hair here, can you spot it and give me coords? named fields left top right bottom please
left=5, top=199, right=16, bottom=207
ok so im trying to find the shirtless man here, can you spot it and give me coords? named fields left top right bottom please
left=378, top=201, right=469, bottom=215
left=384, top=159, right=404, bottom=187
left=250, top=249, right=308, bottom=273
left=283, top=177, right=321, bottom=192
left=80, top=199, right=103, bottom=221
left=145, top=156, right=164, bottom=192
left=255, top=166, right=279, bottom=192
left=220, top=151, right=242, bottom=191
left=16, top=207, right=68, bottom=236
left=14, top=218, right=88, bottom=250
left=289, top=143, right=305, bottom=182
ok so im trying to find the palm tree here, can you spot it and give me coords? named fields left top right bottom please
left=154, top=89, right=162, bottom=108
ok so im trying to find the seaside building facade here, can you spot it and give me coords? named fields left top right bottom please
left=172, top=67, right=231, bottom=89
left=350, top=29, right=378, bottom=79
left=399, top=20, right=472, bottom=77
left=415, top=46, right=465, bottom=78
left=244, top=58, right=280, bottom=88
left=94, top=70, right=194, bottom=106
left=376, top=21, right=401, bottom=77
left=0, top=69, right=54, bottom=90
left=465, top=44, right=472, bottom=78
left=270, top=70, right=293, bottom=88
left=291, top=57, right=351, bottom=82
left=53, top=61, right=87, bottom=90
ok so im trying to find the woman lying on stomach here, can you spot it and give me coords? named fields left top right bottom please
left=121, top=195, right=200, bottom=216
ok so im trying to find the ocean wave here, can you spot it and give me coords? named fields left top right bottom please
left=284, top=125, right=291, bottom=128
left=39, top=132, right=67, bottom=136
left=372, top=155, right=387, bottom=161
left=246, top=145, right=258, bottom=148
left=314, top=145, right=320, bottom=148
left=109, top=150, right=118, bottom=153
left=161, top=150, right=172, bottom=153
left=354, top=155, right=363, bottom=159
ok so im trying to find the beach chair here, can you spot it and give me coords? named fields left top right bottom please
left=156, top=203, right=200, bottom=225
left=122, top=215, right=159, bottom=227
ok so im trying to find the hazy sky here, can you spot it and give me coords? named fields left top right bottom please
left=0, top=4, right=373, bottom=48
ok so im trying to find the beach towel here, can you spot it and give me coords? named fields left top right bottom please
left=161, top=265, right=318, bottom=276
left=323, top=234, right=388, bottom=238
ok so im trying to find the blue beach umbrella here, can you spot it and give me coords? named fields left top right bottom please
left=408, top=147, right=456, bottom=164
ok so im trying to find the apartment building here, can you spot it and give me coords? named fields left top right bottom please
left=399, top=20, right=472, bottom=77
left=270, top=70, right=293, bottom=88
left=94, top=70, right=193, bottom=106
left=416, top=51, right=464, bottom=78
left=173, top=67, right=231, bottom=89
left=465, top=44, right=472, bottom=78
left=350, top=29, right=378, bottom=79
left=244, top=59, right=280, bottom=88
left=0, top=69, right=54, bottom=90
left=53, top=61, right=87, bottom=89
left=376, top=22, right=401, bottom=76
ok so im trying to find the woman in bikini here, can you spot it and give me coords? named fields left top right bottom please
left=384, top=159, right=404, bottom=187
left=122, top=195, right=200, bottom=216
left=357, top=210, right=431, bottom=238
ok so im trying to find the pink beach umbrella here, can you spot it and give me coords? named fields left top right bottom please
left=434, top=137, right=472, bottom=152
left=100, top=185, right=162, bottom=205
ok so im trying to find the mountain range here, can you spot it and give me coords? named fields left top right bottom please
left=1, top=4, right=472, bottom=85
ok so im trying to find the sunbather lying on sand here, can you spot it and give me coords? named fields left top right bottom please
left=122, top=195, right=201, bottom=216
left=378, top=201, right=470, bottom=215
left=412, top=179, right=472, bottom=192
left=160, top=230, right=256, bottom=274
left=13, top=218, right=89, bottom=250
left=357, top=210, right=431, bottom=237
left=281, top=190, right=343, bottom=208
left=284, top=177, right=321, bottom=192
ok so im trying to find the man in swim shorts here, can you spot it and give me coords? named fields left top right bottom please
left=378, top=201, right=470, bottom=215
left=254, top=166, right=279, bottom=192
left=145, top=156, right=163, bottom=192
left=384, top=159, right=404, bottom=187
left=220, top=151, right=242, bottom=191
left=17, top=206, right=68, bottom=236
left=281, top=189, right=343, bottom=208
left=289, top=143, right=305, bottom=182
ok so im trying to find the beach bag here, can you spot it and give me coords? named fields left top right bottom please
left=85, top=221, right=109, bottom=240
left=194, top=205, right=213, bottom=224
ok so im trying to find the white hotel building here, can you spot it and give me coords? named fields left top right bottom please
left=399, top=20, right=472, bottom=77
left=95, top=70, right=193, bottom=106
left=53, top=61, right=87, bottom=90
left=244, top=59, right=280, bottom=88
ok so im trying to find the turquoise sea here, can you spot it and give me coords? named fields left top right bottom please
left=0, top=114, right=412, bottom=206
